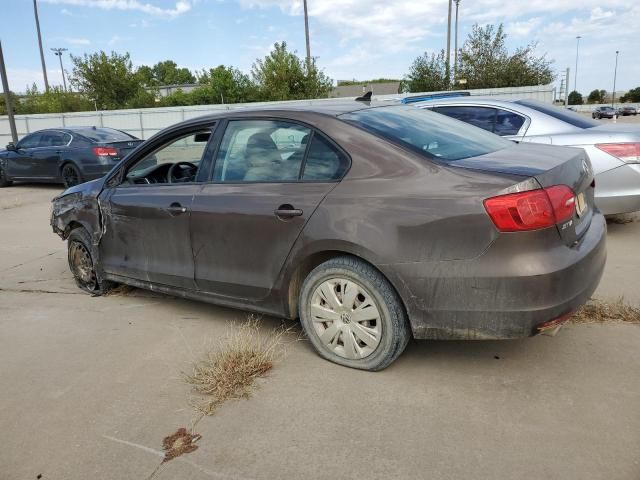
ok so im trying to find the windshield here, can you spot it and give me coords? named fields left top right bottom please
left=339, top=105, right=511, bottom=162
left=515, top=99, right=599, bottom=129
left=78, top=128, right=136, bottom=142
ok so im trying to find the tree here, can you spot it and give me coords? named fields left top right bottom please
left=17, top=84, right=94, bottom=114
left=0, top=90, right=20, bottom=115
left=69, top=51, right=154, bottom=109
left=619, top=87, right=640, bottom=103
left=401, top=50, right=449, bottom=92
left=251, top=41, right=333, bottom=101
left=136, top=60, right=195, bottom=87
left=587, top=89, right=606, bottom=103
left=568, top=90, right=583, bottom=105
left=195, top=65, right=258, bottom=103
left=455, top=24, right=554, bottom=89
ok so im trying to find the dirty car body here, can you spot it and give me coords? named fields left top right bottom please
left=51, top=102, right=607, bottom=369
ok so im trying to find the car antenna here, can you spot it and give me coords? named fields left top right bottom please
left=355, top=91, right=372, bottom=102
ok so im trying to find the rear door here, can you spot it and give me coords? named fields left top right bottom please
left=190, top=119, right=348, bottom=301
left=31, top=131, right=71, bottom=178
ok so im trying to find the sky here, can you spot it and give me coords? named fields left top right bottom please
left=1, top=0, right=639, bottom=96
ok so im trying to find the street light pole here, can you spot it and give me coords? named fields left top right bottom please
left=33, top=0, right=49, bottom=91
left=453, top=0, right=461, bottom=86
left=574, top=36, right=581, bottom=96
left=446, top=0, right=453, bottom=88
left=303, top=0, right=311, bottom=69
left=612, top=50, right=619, bottom=109
left=0, top=41, right=19, bottom=144
left=51, top=48, right=68, bottom=91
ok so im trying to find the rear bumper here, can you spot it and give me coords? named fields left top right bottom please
left=380, top=213, right=607, bottom=340
left=595, top=163, right=640, bottom=215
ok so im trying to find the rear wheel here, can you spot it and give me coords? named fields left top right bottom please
left=67, top=227, right=113, bottom=295
left=299, top=256, right=411, bottom=371
left=61, top=163, right=83, bottom=188
left=0, top=166, right=12, bottom=187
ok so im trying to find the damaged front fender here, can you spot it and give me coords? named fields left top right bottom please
left=50, top=178, right=106, bottom=242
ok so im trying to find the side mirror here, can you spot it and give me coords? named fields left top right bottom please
left=6, top=142, right=17, bottom=151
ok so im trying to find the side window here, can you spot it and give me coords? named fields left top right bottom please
left=42, top=132, right=68, bottom=147
left=302, top=134, right=349, bottom=181
left=125, top=130, right=212, bottom=184
left=494, top=110, right=526, bottom=136
left=18, top=133, right=42, bottom=149
left=212, top=120, right=311, bottom=183
left=433, top=106, right=497, bottom=133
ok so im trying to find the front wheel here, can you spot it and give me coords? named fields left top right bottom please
left=61, top=163, right=83, bottom=188
left=67, top=228, right=113, bottom=295
left=0, top=166, right=12, bottom=187
left=299, top=256, right=411, bottom=371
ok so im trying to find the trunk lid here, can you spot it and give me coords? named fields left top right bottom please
left=449, top=143, right=595, bottom=245
left=99, top=140, right=144, bottom=161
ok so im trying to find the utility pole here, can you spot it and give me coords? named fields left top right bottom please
left=565, top=67, right=570, bottom=105
left=445, top=0, right=453, bottom=89
left=303, top=0, right=311, bottom=69
left=33, top=0, right=49, bottom=91
left=453, top=0, right=461, bottom=85
left=0, top=41, right=19, bottom=144
left=612, top=50, right=619, bottom=108
left=51, top=48, right=68, bottom=91
left=574, top=36, right=581, bottom=96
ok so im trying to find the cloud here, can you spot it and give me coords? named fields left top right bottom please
left=506, top=18, right=542, bottom=37
left=41, top=0, right=192, bottom=17
left=64, top=37, right=91, bottom=45
left=61, top=7, right=72, bottom=14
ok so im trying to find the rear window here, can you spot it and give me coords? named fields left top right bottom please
left=515, top=99, right=599, bottom=129
left=77, top=128, right=135, bottom=142
left=339, top=105, right=511, bottom=162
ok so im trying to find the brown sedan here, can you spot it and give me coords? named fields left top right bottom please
left=51, top=102, right=606, bottom=370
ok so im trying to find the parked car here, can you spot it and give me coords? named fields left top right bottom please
left=617, top=105, right=638, bottom=116
left=51, top=102, right=606, bottom=370
left=415, top=98, right=640, bottom=215
left=592, top=106, right=617, bottom=119
left=0, top=127, right=143, bottom=188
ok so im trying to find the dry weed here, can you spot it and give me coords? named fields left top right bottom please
left=184, top=316, right=290, bottom=415
left=572, top=298, right=640, bottom=325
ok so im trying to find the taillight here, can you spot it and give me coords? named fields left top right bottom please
left=595, top=143, right=640, bottom=163
left=93, top=146, right=118, bottom=156
left=484, top=185, right=576, bottom=232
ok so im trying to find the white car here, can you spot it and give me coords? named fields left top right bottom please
left=417, top=97, right=640, bottom=215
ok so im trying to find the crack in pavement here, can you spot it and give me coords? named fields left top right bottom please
left=0, top=287, right=82, bottom=295
left=0, top=251, right=59, bottom=273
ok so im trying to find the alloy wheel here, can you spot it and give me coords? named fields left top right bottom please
left=62, top=164, right=79, bottom=187
left=309, top=278, right=382, bottom=360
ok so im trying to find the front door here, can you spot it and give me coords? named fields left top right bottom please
left=99, top=126, right=216, bottom=289
left=6, top=132, right=43, bottom=178
left=190, top=119, right=348, bottom=301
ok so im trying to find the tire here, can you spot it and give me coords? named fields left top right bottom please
left=299, top=256, right=411, bottom=371
left=67, top=227, right=114, bottom=295
left=0, top=165, right=12, bottom=187
left=61, top=163, right=83, bottom=188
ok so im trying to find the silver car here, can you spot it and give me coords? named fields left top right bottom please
left=416, top=97, right=640, bottom=215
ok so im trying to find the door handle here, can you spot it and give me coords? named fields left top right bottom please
left=274, top=205, right=303, bottom=218
left=167, top=202, right=188, bottom=215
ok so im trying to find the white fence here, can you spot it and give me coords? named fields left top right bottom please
left=0, top=84, right=556, bottom=146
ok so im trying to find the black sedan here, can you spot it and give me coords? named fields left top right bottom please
left=592, top=106, right=617, bottom=119
left=0, top=127, right=143, bottom=188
